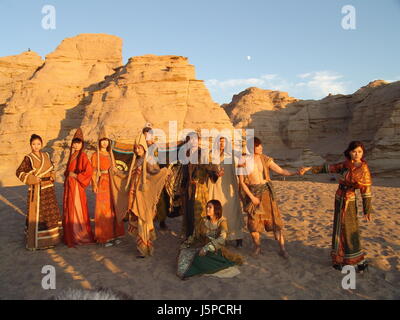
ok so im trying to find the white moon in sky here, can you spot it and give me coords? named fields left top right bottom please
left=247, top=56, right=251, bottom=60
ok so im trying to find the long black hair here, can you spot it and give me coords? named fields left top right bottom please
left=72, top=138, right=84, bottom=174
left=98, top=138, right=111, bottom=152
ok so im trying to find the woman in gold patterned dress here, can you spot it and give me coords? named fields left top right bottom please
left=300, top=141, right=372, bottom=272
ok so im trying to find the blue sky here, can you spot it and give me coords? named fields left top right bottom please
left=1, top=0, right=399, bottom=103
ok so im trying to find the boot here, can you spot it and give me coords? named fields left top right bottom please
left=160, top=221, right=168, bottom=230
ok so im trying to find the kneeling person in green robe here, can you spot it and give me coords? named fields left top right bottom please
left=177, top=200, right=243, bottom=279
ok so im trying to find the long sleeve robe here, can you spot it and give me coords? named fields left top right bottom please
left=62, top=151, right=94, bottom=248
left=91, top=152, right=125, bottom=244
left=312, top=159, right=372, bottom=266
left=16, top=152, right=62, bottom=250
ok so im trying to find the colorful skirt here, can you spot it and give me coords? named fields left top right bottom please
left=331, top=196, right=365, bottom=266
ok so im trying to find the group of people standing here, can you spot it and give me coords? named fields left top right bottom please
left=16, top=126, right=373, bottom=279
left=16, top=129, right=124, bottom=251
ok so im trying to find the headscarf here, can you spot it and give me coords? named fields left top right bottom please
left=125, top=132, right=148, bottom=191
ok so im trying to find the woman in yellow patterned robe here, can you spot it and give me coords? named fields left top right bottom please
left=126, top=133, right=171, bottom=257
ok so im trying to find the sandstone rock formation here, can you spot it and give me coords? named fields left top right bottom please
left=223, top=80, right=400, bottom=177
left=52, top=54, right=233, bottom=178
left=80, top=54, right=232, bottom=142
left=1, top=33, right=398, bottom=185
left=223, top=87, right=299, bottom=127
left=0, top=34, right=233, bottom=186
left=0, top=34, right=123, bottom=186
left=0, top=51, right=43, bottom=108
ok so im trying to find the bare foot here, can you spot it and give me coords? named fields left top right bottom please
left=251, top=246, right=261, bottom=257
left=279, top=249, right=289, bottom=259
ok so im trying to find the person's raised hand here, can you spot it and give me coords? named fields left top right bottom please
left=298, top=167, right=311, bottom=176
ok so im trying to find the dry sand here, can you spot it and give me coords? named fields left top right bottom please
left=0, top=178, right=399, bottom=300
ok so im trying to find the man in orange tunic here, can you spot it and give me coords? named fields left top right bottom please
left=63, top=128, right=95, bottom=248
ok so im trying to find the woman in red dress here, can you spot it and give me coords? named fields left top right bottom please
left=91, top=131, right=125, bottom=247
left=62, top=128, right=95, bottom=248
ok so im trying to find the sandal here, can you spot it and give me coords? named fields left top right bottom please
left=159, top=221, right=168, bottom=230
left=356, top=262, right=369, bottom=273
left=332, top=264, right=343, bottom=271
left=104, top=242, right=114, bottom=248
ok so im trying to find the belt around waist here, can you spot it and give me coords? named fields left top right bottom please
left=339, top=184, right=355, bottom=191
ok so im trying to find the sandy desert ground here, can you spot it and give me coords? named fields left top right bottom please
left=0, top=176, right=399, bottom=300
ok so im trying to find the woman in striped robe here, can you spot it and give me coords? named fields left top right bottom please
left=16, top=134, right=62, bottom=250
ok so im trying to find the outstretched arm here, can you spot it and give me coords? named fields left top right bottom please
left=269, top=160, right=298, bottom=176
left=299, top=162, right=344, bottom=175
